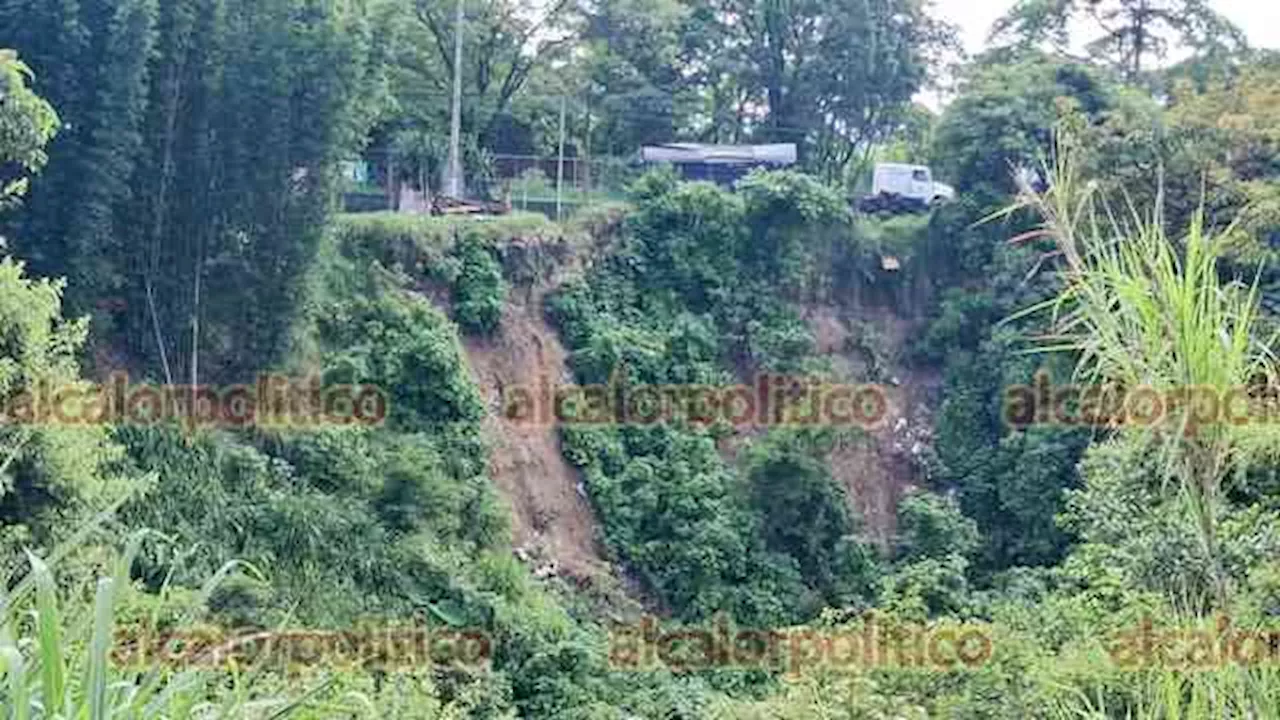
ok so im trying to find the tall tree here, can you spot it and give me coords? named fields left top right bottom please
left=0, top=50, right=58, bottom=207
left=62, top=0, right=158, bottom=301
left=992, top=0, right=1245, bottom=84
left=0, top=57, right=134, bottom=569
left=395, top=0, right=575, bottom=148
left=575, top=0, right=701, bottom=153
left=707, top=0, right=954, bottom=182
left=0, top=0, right=386, bottom=379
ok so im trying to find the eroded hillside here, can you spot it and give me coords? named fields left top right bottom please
left=365, top=189, right=945, bottom=602
left=458, top=259, right=606, bottom=581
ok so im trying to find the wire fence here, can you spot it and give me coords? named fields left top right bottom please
left=339, top=152, right=641, bottom=219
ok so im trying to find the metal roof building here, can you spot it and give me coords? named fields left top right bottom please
left=639, top=143, right=797, bottom=185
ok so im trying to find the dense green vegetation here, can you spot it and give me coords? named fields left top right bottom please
left=0, top=0, right=386, bottom=375
left=3, top=0, right=1280, bottom=718
left=547, top=171, right=879, bottom=627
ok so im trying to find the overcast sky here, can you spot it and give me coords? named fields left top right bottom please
left=932, top=0, right=1280, bottom=57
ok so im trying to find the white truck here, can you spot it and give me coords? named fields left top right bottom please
left=857, top=163, right=955, bottom=214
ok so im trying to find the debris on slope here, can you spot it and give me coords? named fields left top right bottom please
left=801, top=303, right=942, bottom=549
left=461, top=289, right=608, bottom=581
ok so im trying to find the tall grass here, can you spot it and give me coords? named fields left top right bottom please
left=999, top=130, right=1278, bottom=611
left=0, top=530, right=368, bottom=719
left=997, top=130, right=1280, bottom=718
left=1047, top=666, right=1280, bottom=719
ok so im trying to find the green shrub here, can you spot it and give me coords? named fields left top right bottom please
left=744, top=430, right=880, bottom=609
left=894, top=490, right=980, bottom=563
left=451, top=231, right=507, bottom=334
left=318, top=280, right=486, bottom=431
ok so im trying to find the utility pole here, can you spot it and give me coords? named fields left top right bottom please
left=583, top=95, right=592, bottom=199
left=444, top=0, right=465, bottom=199
left=556, top=96, right=566, bottom=222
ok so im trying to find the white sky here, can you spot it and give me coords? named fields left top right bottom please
left=932, top=0, right=1280, bottom=57
left=919, top=0, right=1279, bottom=109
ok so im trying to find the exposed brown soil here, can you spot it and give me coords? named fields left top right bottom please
left=457, top=284, right=608, bottom=581
left=800, top=302, right=942, bottom=549
left=714, top=299, right=940, bottom=551
left=446, top=218, right=939, bottom=577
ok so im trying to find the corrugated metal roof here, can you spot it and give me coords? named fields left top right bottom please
left=640, top=143, right=797, bottom=165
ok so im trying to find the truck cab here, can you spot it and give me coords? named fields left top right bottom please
left=859, top=163, right=955, bottom=213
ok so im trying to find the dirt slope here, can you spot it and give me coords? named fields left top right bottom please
left=460, top=287, right=607, bottom=580
left=715, top=299, right=939, bottom=551
left=802, top=302, right=941, bottom=549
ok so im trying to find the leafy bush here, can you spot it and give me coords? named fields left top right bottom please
left=744, top=430, right=881, bottom=609
left=0, top=258, right=140, bottom=574
left=548, top=171, right=883, bottom=627
left=568, top=424, right=807, bottom=625
left=318, top=277, right=486, bottom=431
left=451, top=231, right=507, bottom=334
left=894, top=490, right=980, bottom=563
